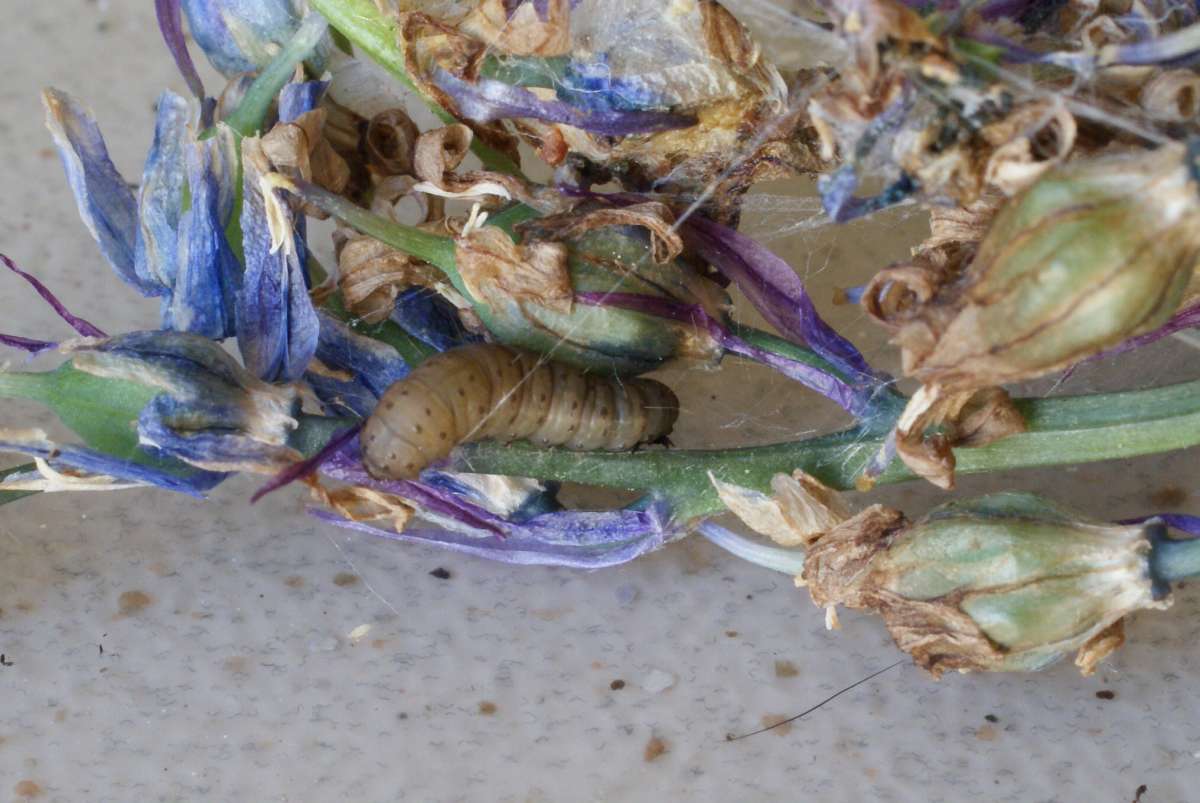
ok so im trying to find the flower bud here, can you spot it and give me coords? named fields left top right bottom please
left=182, top=0, right=331, bottom=77
left=897, top=143, right=1200, bottom=389
left=802, top=492, right=1171, bottom=676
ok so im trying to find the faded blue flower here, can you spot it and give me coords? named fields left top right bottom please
left=64, top=331, right=302, bottom=473
left=182, top=0, right=331, bottom=77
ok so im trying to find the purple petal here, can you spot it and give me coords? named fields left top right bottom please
left=433, top=70, right=696, bottom=136
left=574, top=291, right=869, bottom=415
left=237, top=141, right=319, bottom=381
left=134, top=92, right=192, bottom=294
left=312, top=450, right=672, bottom=568
left=42, top=89, right=146, bottom=294
left=1120, top=513, right=1200, bottom=535
left=0, top=334, right=57, bottom=354
left=0, top=430, right=226, bottom=497
left=679, top=216, right=880, bottom=383
left=1097, top=303, right=1200, bottom=361
left=251, top=422, right=362, bottom=503
left=155, top=0, right=206, bottom=99
left=165, top=134, right=241, bottom=338
left=0, top=253, right=106, bottom=337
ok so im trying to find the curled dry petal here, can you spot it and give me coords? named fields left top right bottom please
left=894, top=385, right=1026, bottom=489
left=261, top=108, right=351, bottom=214
left=981, top=100, right=1077, bottom=196
left=365, top=108, right=421, bottom=176
left=710, top=470, right=852, bottom=547
left=338, top=237, right=443, bottom=324
left=1140, top=69, right=1200, bottom=122
left=459, top=0, right=571, bottom=56
left=518, top=202, right=684, bottom=264
left=455, top=226, right=573, bottom=315
left=414, top=124, right=473, bottom=184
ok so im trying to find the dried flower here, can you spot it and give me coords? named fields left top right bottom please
left=896, top=143, right=1200, bottom=391
left=801, top=492, right=1172, bottom=676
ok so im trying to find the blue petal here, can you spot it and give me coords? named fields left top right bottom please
left=134, top=91, right=192, bottom=294
left=138, top=395, right=299, bottom=473
left=278, top=80, right=328, bottom=122
left=390, top=287, right=480, bottom=352
left=165, top=132, right=241, bottom=338
left=181, top=0, right=330, bottom=77
left=0, top=430, right=226, bottom=497
left=307, top=311, right=409, bottom=416
left=65, top=331, right=300, bottom=441
left=316, top=449, right=673, bottom=568
left=42, top=89, right=146, bottom=294
left=237, top=140, right=319, bottom=381
left=432, top=70, right=697, bottom=136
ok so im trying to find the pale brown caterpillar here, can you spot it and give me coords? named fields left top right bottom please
left=362, top=344, right=679, bottom=480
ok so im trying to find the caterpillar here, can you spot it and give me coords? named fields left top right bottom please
left=362, top=344, right=679, bottom=480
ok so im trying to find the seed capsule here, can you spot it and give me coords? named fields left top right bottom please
left=897, top=143, right=1200, bottom=389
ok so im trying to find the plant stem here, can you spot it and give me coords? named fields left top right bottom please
left=307, top=0, right=521, bottom=174
left=453, top=377, right=1200, bottom=520
left=222, top=13, right=330, bottom=138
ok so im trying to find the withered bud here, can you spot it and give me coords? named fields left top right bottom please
left=261, top=109, right=351, bottom=217
left=338, top=236, right=443, bottom=324
left=897, top=142, right=1200, bottom=391
left=892, top=385, right=1026, bottom=489
left=801, top=492, right=1171, bottom=676
left=365, top=108, right=420, bottom=176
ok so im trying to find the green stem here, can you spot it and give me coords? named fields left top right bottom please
left=291, top=180, right=462, bottom=286
left=222, top=13, right=330, bottom=138
left=306, top=0, right=522, bottom=175
left=454, top=378, right=1200, bottom=520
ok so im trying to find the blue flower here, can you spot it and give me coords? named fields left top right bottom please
left=64, top=331, right=302, bottom=473
left=181, top=0, right=331, bottom=77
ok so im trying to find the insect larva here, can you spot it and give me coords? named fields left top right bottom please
left=361, top=344, right=679, bottom=480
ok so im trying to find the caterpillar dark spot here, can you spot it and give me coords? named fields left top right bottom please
left=362, top=344, right=680, bottom=480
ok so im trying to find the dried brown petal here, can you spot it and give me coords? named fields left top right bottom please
left=518, top=202, right=684, bottom=264
left=399, top=11, right=521, bottom=166
left=365, top=108, right=420, bottom=176
left=338, top=236, right=442, bottom=324
left=414, top=124, right=473, bottom=185
left=261, top=109, right=351, bottom=217
left=307, top=476, right=413, bottom=533
left=455, top=226, right=573, bottom=314
left=1140, top=69, right=1200, bottom=122
left=982, top=101, right=1077, bottom=195
left=894, top=385, right=1026, bottom=489
left=459, top=0, right=571, bottom=57
left=711, top=470, right=852, bottom=547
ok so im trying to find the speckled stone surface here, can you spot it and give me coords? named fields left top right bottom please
left=2, top=4, right=1200, bottom=802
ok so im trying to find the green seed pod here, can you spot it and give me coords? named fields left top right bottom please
left=898, top=143, right=1200, bottom=389
left=802, top=492, right=1171, bottom=676
left=457, top=208, right=728, bottom=376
